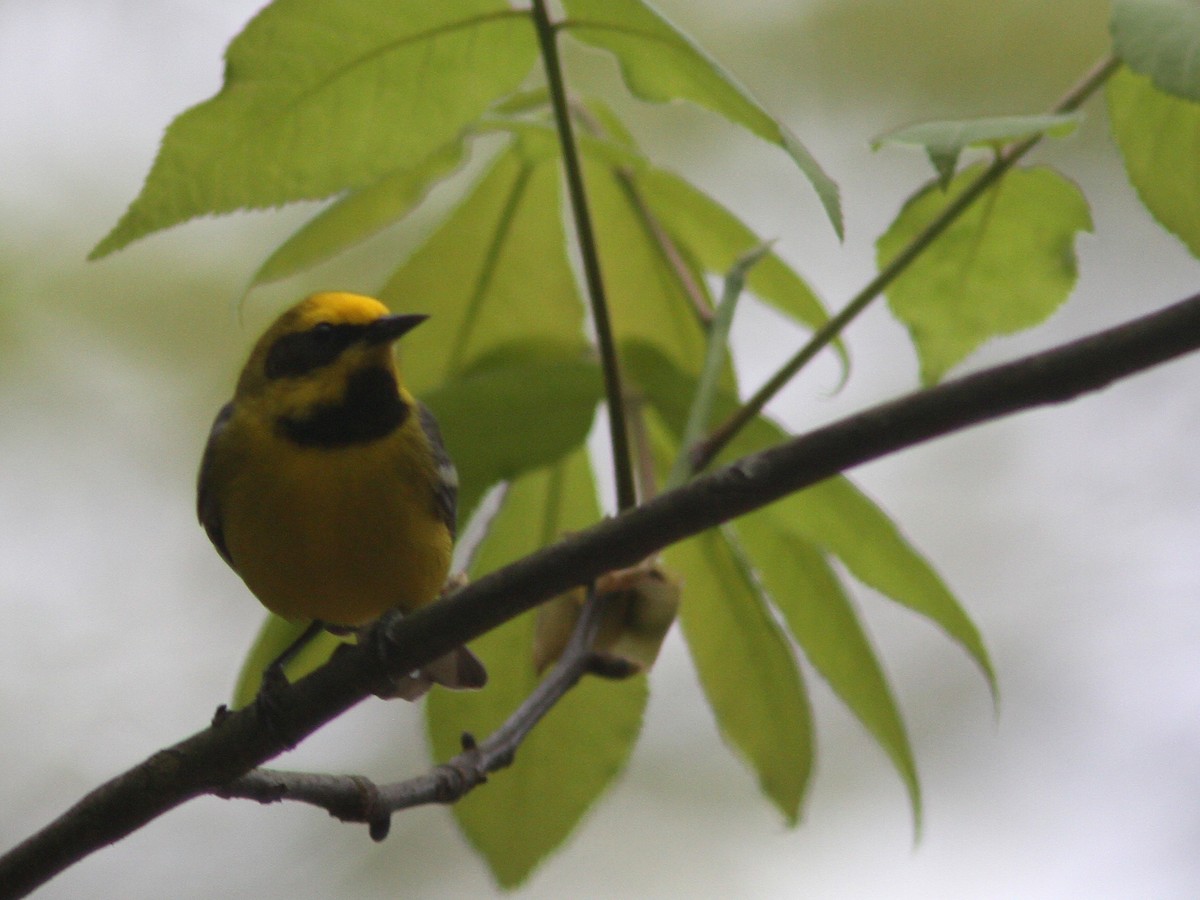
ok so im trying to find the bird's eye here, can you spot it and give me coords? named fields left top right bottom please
left=312, top=322, right=334, bottom=341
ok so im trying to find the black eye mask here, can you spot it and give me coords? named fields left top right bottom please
left=264, top=322, right=367, bottom=380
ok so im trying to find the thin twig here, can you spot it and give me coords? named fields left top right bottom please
left=3, top=287, right=1200, bottom=898
left=531, top=0, right=638, bottom=511
left=691, top=53, right=1123, bottom=473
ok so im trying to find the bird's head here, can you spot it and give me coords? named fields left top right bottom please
left=236, top=291, right=427, bottom=414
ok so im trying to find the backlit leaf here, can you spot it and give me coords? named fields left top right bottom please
left=560, top=0, right=842, bottom=237
left=1108, top=65, right=1200, bottom=257
left=665, top=527, right=812, bottom=823
left=1112, top=0, right=1200, bottom=101
left=381, top=140, right=585, bottom=394
left=93, top=0, right=535, bottom=257
left=427, top=450, right=647, bottom=888
left=248, top=140, right=469, bottom=286
left=421, top=340, right=601, bottom=525
left=634, top=166, right=835, bottom=341
left=767, top=477, right=996, bottom=697
left=878, top=164, right=1092, bottom=384
left=584, top=157, right=711, bottom=375
left=735, top=513, right=921, bottom=825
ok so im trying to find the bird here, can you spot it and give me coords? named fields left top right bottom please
left=197, top=290, right=486, bottom=696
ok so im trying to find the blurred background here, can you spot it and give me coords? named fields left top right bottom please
left=3, top=1, right=1200, bottom=897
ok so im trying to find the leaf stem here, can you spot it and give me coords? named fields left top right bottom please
left=667, top=243, right=771, bottom=489
left=691, top=53, right=1122, bottom=474
left=531, top=0, right=638, bottom=510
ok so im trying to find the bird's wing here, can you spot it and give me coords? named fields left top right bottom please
left=416, top=402, right=458, bottom=541
left=196, top=400, right=236, bottom=567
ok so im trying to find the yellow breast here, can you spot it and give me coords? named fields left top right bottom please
left=217, top=408, right=452, bottom=626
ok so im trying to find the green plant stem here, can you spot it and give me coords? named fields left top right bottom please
left=668, top=243, right=771, bottom=489
left=691, top=53, right=1122, bottom=474
left=531, top=0, right=637, bottom=511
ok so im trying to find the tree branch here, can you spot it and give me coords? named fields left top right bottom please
left=4, top=290, right=1200, bottom=898
left=215, top=586, right=612, bottom=837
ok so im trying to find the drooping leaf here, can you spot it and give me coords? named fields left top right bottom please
left=381, top=139, right=586, bottom=394
left=1112, top=0, right=1200, bottom=101
left=874, top=113, right=1082, bottom=188
left=624, top=342, right=994, bottom=696
left=427, top=449, right=647, bottom=888
left=877, top=164, right=1092, bottom=384
left=665, top=527, right=812, bottom=823
left=767, top=477, right=996, bottom=698
left=421, top=339, right=601, bottom=525
left=248, top=140, right=469, bottom=287
left=626, top=396, right=811, bottom=821
left=1108, top=65, right=1200, bottom=258
left=92, top=0, right=536, bottom=257
left=559, top=0, right=842, bottom=237
left=735, top=513, right=921, bottom=825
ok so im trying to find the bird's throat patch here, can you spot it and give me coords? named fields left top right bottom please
left=278, top=366, right=408, bottom=447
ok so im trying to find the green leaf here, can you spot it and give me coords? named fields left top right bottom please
left=92, top=1, right=536, bottom=257
left=248, top=140, right=469, bottom=287
left=767, top=477, right=996, bottom=697
left=1112, top=0, right=1200, bottom=101
left=487, top=117, right=827, bottom=369
left=632, top=400, right=810, bottom=820
left=621, top=338, right=766, bottom=462
left=735, top=513, right=921, bottom=825
left=421, top=339, right=602, bottom=525
left=874, top=113, right=1082, bottom=188
left=231, top=615, right=349, bottom=709
left=665, top=527, right=812, bottom=823
left=428, top=450, right=647, bottom=888
left=877, top=164, right=1092, bottom=384
left=560, top=0, right=842, bottom=237
left=633, top=165, right=836, bottom=341
left=381, top=140, right=586, bottom=394
left=1108, top=65, right=1200, bottom=257
left=575, top=96, right=640, bottom=148
left=624, top=342, right=993, bottom=695
left=490, top=86, right=552, bottom=117
left=583, top=157, right=712, bottom=375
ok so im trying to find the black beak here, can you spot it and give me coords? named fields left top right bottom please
left=366, top=313, right=428, bottom=344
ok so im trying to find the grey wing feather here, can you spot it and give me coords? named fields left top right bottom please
left=196, top=401, right=236, bottom=567
left=417, top=402, right=458, bottom=540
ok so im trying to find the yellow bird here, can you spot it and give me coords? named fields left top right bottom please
left=197, top=291, right=485, bottom=692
